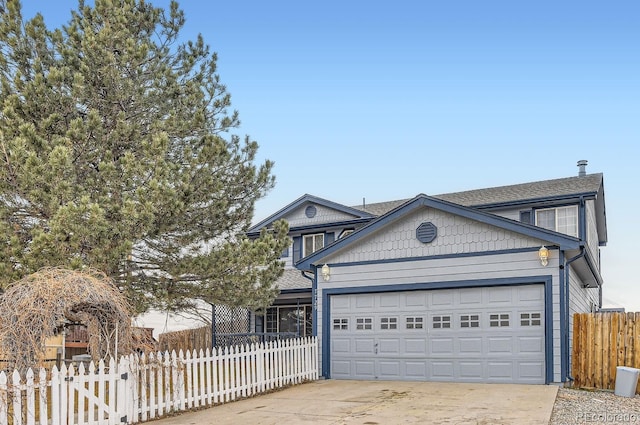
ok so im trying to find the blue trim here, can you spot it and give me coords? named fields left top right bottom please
left=312, top=267, right=318, bottom=337
left=249, top=218, right=372, bottom=237
left=579, top=198, right=586, bottom=240
left=564, top=247, right=586, bottom=382
left=321, top=276, right=554, bottom=383
left=317, top=246, right=553, bottom=270
left=297, top=194, right=580, bottom=269
left=473, top=192, right=598, bottom=210
left=248, top=194, right=375, bottom=233
left=544, top=275, right=554, bottom=384
left=292, top=236, right=302, bottom=263
left=559, top=251, right=567, bottom=381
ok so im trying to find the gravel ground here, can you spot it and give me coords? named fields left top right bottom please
left=549, top=387, right=640, bottom=425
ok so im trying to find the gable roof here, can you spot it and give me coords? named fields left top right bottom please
left=248, top=194, right=375, bottom=233
left=297, top=193, right=582, bottom=270
left=354, top=173, right=604, bottom=215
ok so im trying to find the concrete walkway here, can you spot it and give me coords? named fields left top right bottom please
left=150, top=379, right=558, bottom=425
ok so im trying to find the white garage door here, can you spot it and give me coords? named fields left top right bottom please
left=329, top=285, right=545, bottom=384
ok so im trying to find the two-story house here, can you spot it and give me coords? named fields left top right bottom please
left=248, top=161, right=606, bottom=385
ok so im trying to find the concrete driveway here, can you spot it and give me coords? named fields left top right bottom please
left=151, top=380, right=558, bottom=425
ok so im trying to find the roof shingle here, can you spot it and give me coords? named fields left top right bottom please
left=354, top=173, right=603, bottom=216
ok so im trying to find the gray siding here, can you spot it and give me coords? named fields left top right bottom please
left=585, top=200, right=600, bottom=271
left=492, top=209, right=521, bottom=222
left=284, top=204, right=358, bottom=228
left=324, top=207, right=545, bottom=264
left=318, top=251, right=563, bottom=383
left=567, top=267, right=599, bottom=374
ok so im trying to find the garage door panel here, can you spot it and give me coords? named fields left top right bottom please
left=519, top=336, right=544, bottom=353
left=332, top=296, right=350, bottom=310
left=354, top=338, right=375, bottom=354
left=332, top=338, right=351, bottom=353
left=517, top=362, right=545, bottom=381
left=355, top=295, right=375, bottom=309
left=379, top=293, right=400, bottom=308
left=431, top=291, right=453, bottom=307
left=459, top=361, right=484, bottom=379
left=459, top=288, right=482, bottom=305
left=330, top=285, right=546, bottom=384
left=430, top=337, right=454, bottom=354
left=487, top=287, right=513, bottom=304
left=405, top=361, right=427, bottom=378
left=378, top=360, right=401, bottom=378
left=379, top=338, right=401, bottom=354
left=431, top=361, right=455, bottom=379
left=487, top=336, right=513, bottom=354
left=354, top=361, right=376, bottom=378
left=457, top=337, right=483, bottom=355
left=331, top=360, right=351, bottom=377
left=405, top=293, right=427, bottom=307
left=404, top=338, right=427, bottom=354
left=517, top=285, right=544, bottom=303
left=487, top=361, right=514, bottom=380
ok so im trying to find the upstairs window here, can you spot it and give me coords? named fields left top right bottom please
left=303, top=233, right=325, bottom=256
left=535, top=206, right=578, bottom=237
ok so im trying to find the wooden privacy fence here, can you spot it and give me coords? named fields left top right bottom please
left=158, top=326, right=211, bottom=353
left=0, top=336, right=318, bottom=425
left=572, top=312, right=640, bottom=393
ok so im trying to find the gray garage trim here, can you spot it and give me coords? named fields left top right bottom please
left=321, top=276, right=554, bottom=384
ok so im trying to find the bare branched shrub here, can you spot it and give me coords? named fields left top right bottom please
left=0, top=268, right=133, bottom=371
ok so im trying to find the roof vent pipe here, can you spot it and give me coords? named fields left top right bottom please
left=577, top=160, right=588, bottom=177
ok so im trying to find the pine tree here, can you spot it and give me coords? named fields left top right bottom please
left=0, top=0, right=290, bottom=313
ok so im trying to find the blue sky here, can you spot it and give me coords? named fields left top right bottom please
left=21, top=1, right=640, bottom=310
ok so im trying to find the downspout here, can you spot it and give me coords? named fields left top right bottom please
left=564, top=246, right=586, bottom=383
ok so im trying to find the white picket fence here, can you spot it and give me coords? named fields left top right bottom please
left=0, top=336, right=318, bottom=425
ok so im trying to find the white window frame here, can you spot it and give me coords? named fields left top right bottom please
left=356, top=317, right=373, bottom=330
left=489, top=313, right=510, bottom=327
left=535, top=205, right=578, bottom=237
left=303, top=233, right=325, bottom=257
left=432, top=315, right=451, bottom=329
left=406, top=317, right=424, bottom=329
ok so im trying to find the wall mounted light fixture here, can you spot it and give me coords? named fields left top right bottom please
left=321, top=264, right=331, bottom=281
left=538, top=246, right=549, bottom=267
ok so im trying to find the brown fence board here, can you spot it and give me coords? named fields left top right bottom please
left=594, top=313, right=602, bottom=388
left=601, top=313, right=610, bottom=389
left=158, top=326, right=212, bottom=354
left=572, top=312, right=640, bottom=393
